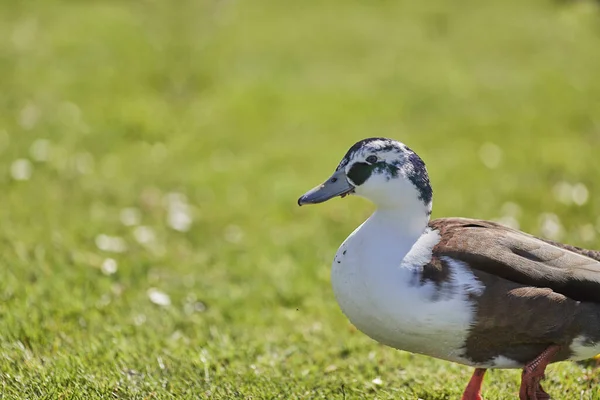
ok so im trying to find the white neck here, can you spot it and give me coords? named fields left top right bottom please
left=375, top=204, right=429, bottom=237
left=353, top=173, right=432, bottom=234
left=356, top=199, right=431, bottom=269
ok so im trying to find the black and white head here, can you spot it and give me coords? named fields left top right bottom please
left=298, top=138, right=432, bottom=213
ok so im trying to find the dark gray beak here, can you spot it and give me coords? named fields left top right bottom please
left=298, top=169, right=355, bottom=206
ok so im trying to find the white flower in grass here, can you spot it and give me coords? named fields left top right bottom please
left=147, top=288, right=171, bottom=306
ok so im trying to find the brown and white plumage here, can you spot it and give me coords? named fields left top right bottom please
left=298, top=137, right=600, bottom=400
left=428, top=218, right=600, bottom=365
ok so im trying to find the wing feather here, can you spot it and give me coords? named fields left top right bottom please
left=429, top=218, right=600, bottom=303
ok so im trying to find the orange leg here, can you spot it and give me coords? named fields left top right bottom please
left=461, top=368, right=486, bottom=400
left=519, top=345, right=561, bottom=400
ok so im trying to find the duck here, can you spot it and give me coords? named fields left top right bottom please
left=297, top=137, right=600, bottom=400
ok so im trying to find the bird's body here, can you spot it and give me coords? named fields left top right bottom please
left=333, top=214, right=600, bottom=369
left=298, top=137, right=600, bottom=399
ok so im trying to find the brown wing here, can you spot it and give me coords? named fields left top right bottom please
left=429, top=217, right=600, bottom=303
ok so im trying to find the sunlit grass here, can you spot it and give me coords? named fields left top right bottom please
left=1, top=0, right=600, bottom=398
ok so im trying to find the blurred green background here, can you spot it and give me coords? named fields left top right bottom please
left=1, top=0, right=600, bottom=398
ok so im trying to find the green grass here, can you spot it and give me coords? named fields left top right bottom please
left=1, top=0, right=600, bottom=398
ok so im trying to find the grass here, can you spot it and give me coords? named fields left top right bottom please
left=1, top=0, right=600, bottom=398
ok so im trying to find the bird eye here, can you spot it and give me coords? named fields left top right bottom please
left=366, top=155, right=378, bottom=164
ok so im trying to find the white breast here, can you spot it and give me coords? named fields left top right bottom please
left=569, top=336, right=600, bottom=361
left=331, top=217, right=484, bottom=366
